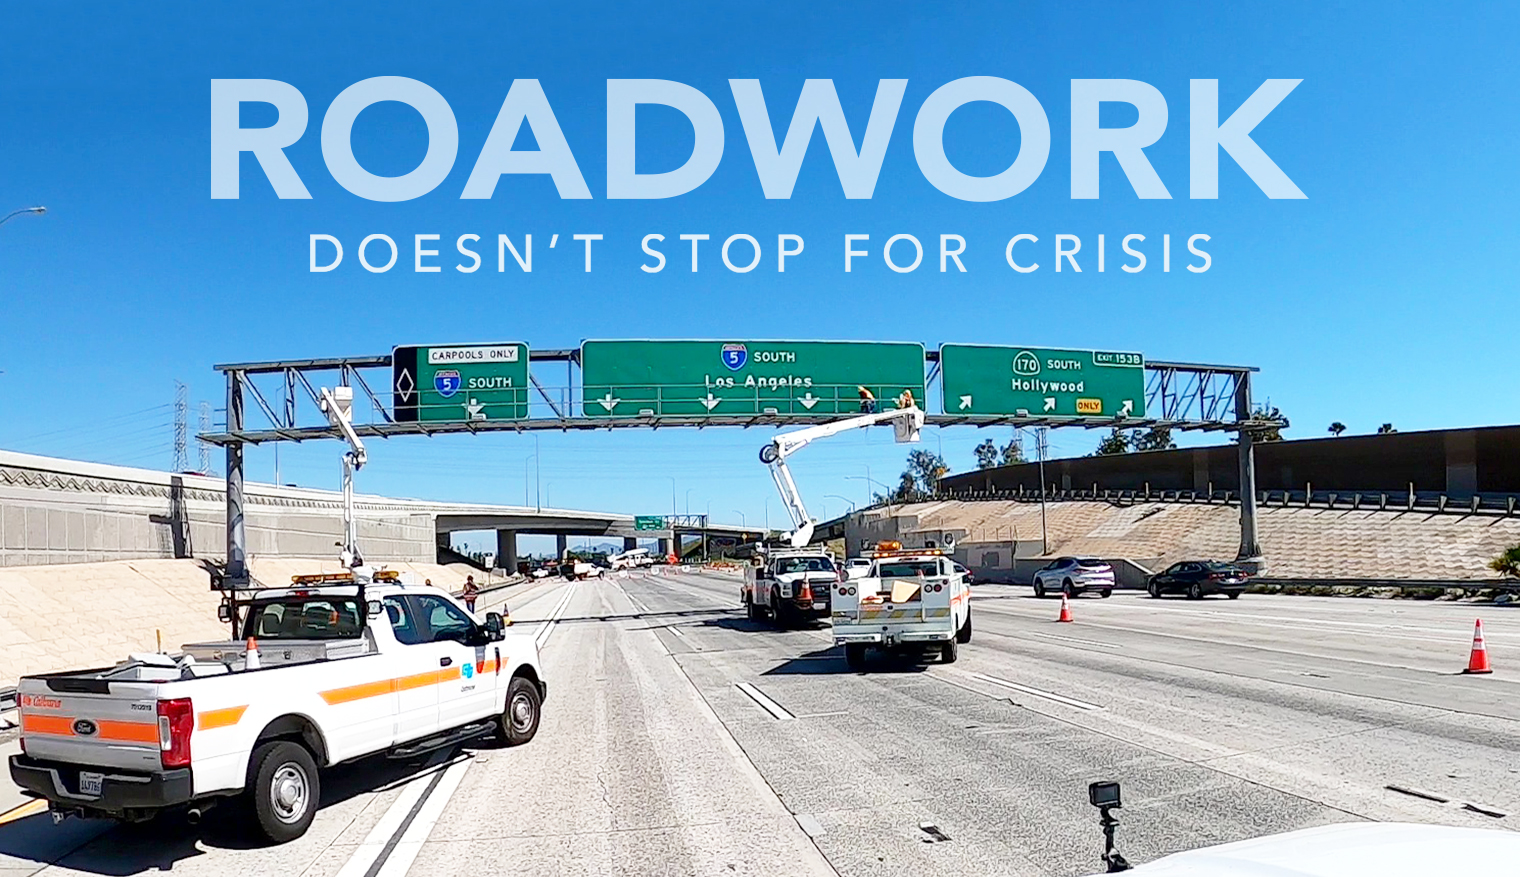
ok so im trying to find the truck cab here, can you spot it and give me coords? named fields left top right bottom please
left=741, top=548, right=839, bottom=627
left=831, top=543, right=971, bottom=670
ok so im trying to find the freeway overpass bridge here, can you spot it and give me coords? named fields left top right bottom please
left=0, top=449, right=753, bottom=572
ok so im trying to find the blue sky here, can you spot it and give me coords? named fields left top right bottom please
left=3, top=1, right=1519, bottom=547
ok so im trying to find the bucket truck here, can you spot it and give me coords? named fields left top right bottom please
left=758, top=399, right=925, bottom=549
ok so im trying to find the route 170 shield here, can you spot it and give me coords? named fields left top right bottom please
left=434, top=369, right=462, bottom=398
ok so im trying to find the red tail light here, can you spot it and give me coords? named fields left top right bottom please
left=157, top=697, right=194, bottom=768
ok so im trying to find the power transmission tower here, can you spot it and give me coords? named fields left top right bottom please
left=172, top=382, right=189, bottom=473
left=198, top=401, right=213, bottom=475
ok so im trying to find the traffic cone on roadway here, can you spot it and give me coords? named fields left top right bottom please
left=1463, top=619, right=1492, bottom=674
left=1057, top=593, right=1074, bottom=623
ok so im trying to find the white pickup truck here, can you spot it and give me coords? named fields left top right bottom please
left=8, top=571, right=547, bottom=843
left=831, top=544, right=972, bottom=670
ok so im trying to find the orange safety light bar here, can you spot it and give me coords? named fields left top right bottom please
left=290, top=571, right=356, bottom=585
left=371, top=569, right=401, bottom=582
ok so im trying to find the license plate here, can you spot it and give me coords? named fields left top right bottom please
left=813, top=602, right=827, bottom=610
left=79, top=772, right=104, bottom=798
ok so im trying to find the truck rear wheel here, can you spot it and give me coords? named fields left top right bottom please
left=247, top=740, right=319, bottom=844
left=845, top=643, right=868, bottom=671
left=745, top=599, right=762, bottom=621
left=956, top=609, right=972, bottom=644
left=941, top=638, right=958, bottom=664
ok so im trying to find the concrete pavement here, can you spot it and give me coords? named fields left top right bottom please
left=1, top=571, right=1516, bottom=876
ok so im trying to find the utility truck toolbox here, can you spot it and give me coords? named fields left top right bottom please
left=832, top=543, right=972, bottom=670
left=9, top=569, right=547, bottom=844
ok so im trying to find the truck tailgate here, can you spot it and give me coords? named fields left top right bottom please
left=19, top=679, right=162, bottom=772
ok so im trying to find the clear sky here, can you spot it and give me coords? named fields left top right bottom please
left=3, top=1, right=1519, bottom=544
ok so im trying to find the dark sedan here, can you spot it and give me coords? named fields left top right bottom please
left=1147, top=561, right=1249, bottom=599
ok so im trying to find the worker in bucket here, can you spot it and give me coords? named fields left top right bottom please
left=858, top=386, right=877, bottom=413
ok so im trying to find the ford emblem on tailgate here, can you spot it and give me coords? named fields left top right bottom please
left=72, top=719, right=98, bottom=736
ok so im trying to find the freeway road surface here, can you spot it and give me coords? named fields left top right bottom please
left=2, top=573, right=1517, bottom=876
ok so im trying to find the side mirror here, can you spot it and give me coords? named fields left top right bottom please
left=217, top=603, right=232, bottom=623
left=484, top=612, right=508, bottom=640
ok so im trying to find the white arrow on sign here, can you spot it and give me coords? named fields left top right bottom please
left=1120, top=399, right=1133, bottom=416
left=799, top=393, right=819, bottom=410
left=700, top=393, right=721, bottom=411
left=958, top=395, right=972, bottom=410
left=597, top=393, right=621, bottom=412
left=1043, top=397, right=1056, bottom=412
left=464, top=397, right=486, bottom=420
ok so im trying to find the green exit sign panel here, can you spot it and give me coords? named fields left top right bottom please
left=393, top=343, right=529, bottom=423
left=940, top=345, right=1145, bottom=418
left=581, top=340, right=926, bottom=417
left=634, top=516, right=667, bottom=530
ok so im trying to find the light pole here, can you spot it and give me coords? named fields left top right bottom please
left=763, top=496, right=770, bottom=532
left=524, top=454, right=537, bottom=509
left=824, top=494, right=855, bottom=515
left=533, top=435, right=541, bottom=510
left=703, top=500, right=711, bottom=561
left=667, top=476, right=677, bottom=517
left=0, top=206, right=45, bottom=229
left=685, top=488, right=695, bottom=515
left=732, top=509, right=746, bottom=527
left=1035, top=427, right=1050, bottom=555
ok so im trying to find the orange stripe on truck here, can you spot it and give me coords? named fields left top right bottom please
left=320, top=677, right=398, bottom=706
left=319, top=661, right=493, bottom=707
left=197, top=705, right=248, bottom=730
left=21, top=714, right=157, bottom=743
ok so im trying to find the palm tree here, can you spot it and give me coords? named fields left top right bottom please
left=1328, top=422, right=1346, bottom=436
left=1489, top=546, right=1520, bottom=577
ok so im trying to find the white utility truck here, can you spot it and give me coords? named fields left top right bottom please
left=9, top=570, right=545, bottom=842
left=9, top=385, right=549, bottom=844
left=831, top=542, right=972, bottom=670
left=741, top=547, right=840, bottom=627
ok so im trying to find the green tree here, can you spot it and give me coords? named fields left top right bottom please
left=973, top=439, right=999, bottom=469
left=1252, top=405, right=1289, bottom=442
left=1092, top=428, right=1130, bottom=456
left=906, top=448, right=948, bottom=493
left=1328, top=422, right=1346, bottom=436
left=1378, top=423, right=1396, bottom=434
left=999, top=437, right=1026, bottom=466
left=1131, top=425, right=1176, bottom=451
left=1489, top=545, right=1520, bottom=577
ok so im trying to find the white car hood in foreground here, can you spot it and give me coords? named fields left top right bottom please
left=1091, top=823, right=1520, bottom=876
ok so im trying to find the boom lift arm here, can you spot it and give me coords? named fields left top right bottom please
left=760, top=401, right=924, bottom=548
left=320, top=386, right=368, bottom=568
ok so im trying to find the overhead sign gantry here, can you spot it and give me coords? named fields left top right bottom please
left=202, top=340, right=1274, bottom=588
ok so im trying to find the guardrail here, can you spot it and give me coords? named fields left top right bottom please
left=1248, top=577, right=1520, bottom=596
left=936, top=485, right=1520, bottom=518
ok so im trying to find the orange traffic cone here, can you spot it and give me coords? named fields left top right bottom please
left=1463, top=619, right=1492, bottom=674
left=1057, top=593, right=1074, bottom=623
left=245, top=636, right=261, bottom=670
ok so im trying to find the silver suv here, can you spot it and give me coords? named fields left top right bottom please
left=1032, top=556, right=1115, bottom=598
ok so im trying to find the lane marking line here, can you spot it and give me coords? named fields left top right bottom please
left=0, top=797, right=46, bottom=826
left=534, top=582, right=577, bottom=650
left=735, top=682, right=796, bottom=721
left=373, top=755, right=473, bottom=877
left=335, top=751, right=452, bottom=877
left=1030, top=631, right=1120, bottom=649
left=967, top=672, right=1105, bottom=711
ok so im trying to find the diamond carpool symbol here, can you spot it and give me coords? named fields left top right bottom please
left=395, top=369, right=416, bottom=402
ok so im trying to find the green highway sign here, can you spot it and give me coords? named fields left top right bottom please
left=581, top=340, right=926, bottom=417
left=939, top=344, right=1146, bottom=418
left=392, top=343, right=529, bottom=423
left=634, top=515, right=667, bottom=531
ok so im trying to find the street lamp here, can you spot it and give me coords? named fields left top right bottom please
left=667, top=476, right=677, bottom=517
left=0, top=206, right=45, bottom=229
left=824, top=494, right=855, bottom=515
left=685, top=488, right=694, bottom=515
left=524, top=454, right=537, bottom=509
left=732, top=509, right=746, bottom=527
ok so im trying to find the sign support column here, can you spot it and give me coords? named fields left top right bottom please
left=1235, top=373, right=1264, bottom=570
left=225, top=370, right=248, bottom=588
